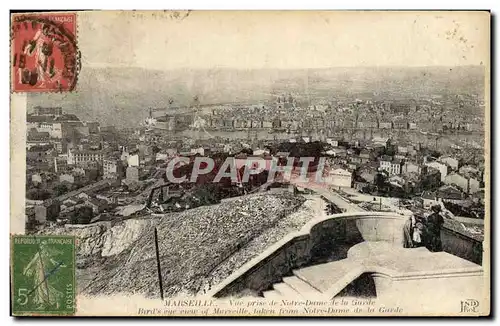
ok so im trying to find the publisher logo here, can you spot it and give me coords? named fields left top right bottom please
left=460, top=299, right=479, bottom=313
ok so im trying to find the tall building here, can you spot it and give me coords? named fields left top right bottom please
left=67, top=149, right=104, bottom=166
left=27, top=113, right=83, bottom=139
left=103, top=158, right=124, bottom=179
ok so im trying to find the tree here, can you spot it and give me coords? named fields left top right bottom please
left=52, top=183, right=69, bottom=196
left=70, top=206, right=93, bottom=224
left=192, top=184, right=220, bottom=206
left=152, top=145, right=161, bottom=155
left=127, top=181, right=140, bottom=192
left=374, top=171, right=389, bottom=194
left=26, top=189, right=52, bottom=200
left=87, top=168, right=101, bottom=182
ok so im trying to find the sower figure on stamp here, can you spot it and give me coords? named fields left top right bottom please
left=22, top=242, right=66, bottom=310
left=425, top=205, right=445, bottom=252
left=21, top=23, right=60, bottom=88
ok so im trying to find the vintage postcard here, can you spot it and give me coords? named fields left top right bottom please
left=9, top=10, right=490, bottom=317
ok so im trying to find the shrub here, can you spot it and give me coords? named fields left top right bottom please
left=70, top=206, right=94, bottom=224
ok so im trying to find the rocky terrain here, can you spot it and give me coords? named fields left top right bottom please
left=40, top=192, right=327, bottom=298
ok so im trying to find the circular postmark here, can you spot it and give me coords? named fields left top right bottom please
left=11, top=13, right=80, bottom=92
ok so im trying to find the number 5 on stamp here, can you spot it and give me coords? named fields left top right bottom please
left=10, top=235, right=76, bottom=316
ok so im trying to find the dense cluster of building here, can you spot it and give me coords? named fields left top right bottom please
left=25, top=94, right=486, bottom=229
left=148, top=94, right=484, bottom=135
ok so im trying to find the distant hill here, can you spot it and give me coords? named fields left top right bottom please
left=27, top=65, right=485, bottom=127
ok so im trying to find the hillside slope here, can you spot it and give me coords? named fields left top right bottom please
left=42, top=192, right=309, bottom=297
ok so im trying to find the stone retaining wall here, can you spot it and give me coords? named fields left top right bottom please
left=210, top=212, right=406, bottom=298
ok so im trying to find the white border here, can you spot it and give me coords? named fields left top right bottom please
left=1, top=1, right=497, bottom=325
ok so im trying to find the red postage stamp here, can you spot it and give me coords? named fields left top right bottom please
left=11, top=13, right=79, bottom=92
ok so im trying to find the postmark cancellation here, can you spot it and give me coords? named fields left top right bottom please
left=10, top=12, right=79, bottom=93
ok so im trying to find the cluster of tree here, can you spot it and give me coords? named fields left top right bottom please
left=52, top=183, right=69, bottom=197
left=170, top=153, right=271, bottom=190
left=444, top=202, right=485, bottom=219
left=372, top=171, right=418, bottom=199
left=69, top=206, right=93, bottom=224
left=26, top=188, right=52, bottom=200
left=187, top=183, right=221, bottom=207
left=273, top=141, right=327, bottom=158
left=27, top=176, right=103, bottom=200
left=86, top=168, right=101, bottom=183
left=374, top=171, right=389, bottom=194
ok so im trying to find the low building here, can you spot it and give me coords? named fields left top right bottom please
left=33, top=106, right=63, bottom=116
left=330, top=147, right=347, bottom=157
left=62, top=198, right=78, bottom=207
left=234, top=120, right=245, bottom=129
left=379, top=156, right=403, bottom=175
left=34, top=200, right=60, bottom=223
left=262, top=120, right=273, bottom=129
left=120, top=147, right=130, bottom=162
left=84, top=198, right=108, bottom=214
left=27, top=145, right=55, bottom=163
left=394, top=153, right=407, bottom=161
left=425, top=161, right=448, bottom=182
left=31, top=173, right=43, bottom=184
left=358, top=121, right=378, bottom=129
left=439, top=156, right=459, bottom=170
left=359, top=149, right=371, bottom=162
left=402, top=161, right=421, bottom=175
left=468, top=177, right=481, bottom=194
left=326, top=139, right=339, bottom=147
left=359, top=169, right=376, bottom=184
left=127, top=154, right=140, bottom=167
left=325, top=168, right=352, bottom=188
left=459, top=165, right=480, bottom=176
left=393, top=121, right=408, bottom=130
left=59, top=173, right=75, bottom=184
left=379, top=155, right=392, bottom=173
left=379, top=122, right=393, bottom=129
left=86, top=122, right=100, bottom=134
left=390, top=159, right=404, bottom=175
left=156, top=152, right=170, bottom=161
left=251, top=120, right=262, bottom=128
left=397, top=146, right=408, bottom=154
left=96, top=193, right=117, bottom=204
left=126, top=166, right=139, bottom=182
left=419, top=166, right=442, bottom=190
left=444, top=173, right=480, bottom=194
left=103, top=159, right=123, bottom=179
left=67, top=149, right=104, bottom=166
left=347, top=163, right=358, bottom=171
left=223, top=119, right=234, bottom=128
left=350, top=155, right=362, bottom=164
left=372, top=137, right=389, bottom=147
left=54, top=155, right=69, bottom=173
left=77, top=192, right=90, bottom=200
left=421, top=191, right=440, bottom=209
left=437, top=185, right=464, bottom=204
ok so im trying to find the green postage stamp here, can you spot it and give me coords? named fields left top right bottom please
left=11, top=235, right=76, bottom=316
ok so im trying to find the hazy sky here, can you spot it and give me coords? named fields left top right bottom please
left=79, top=11, right=489, bottom=69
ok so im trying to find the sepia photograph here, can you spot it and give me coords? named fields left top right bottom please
left=9, top=10, right=490, bottom=316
